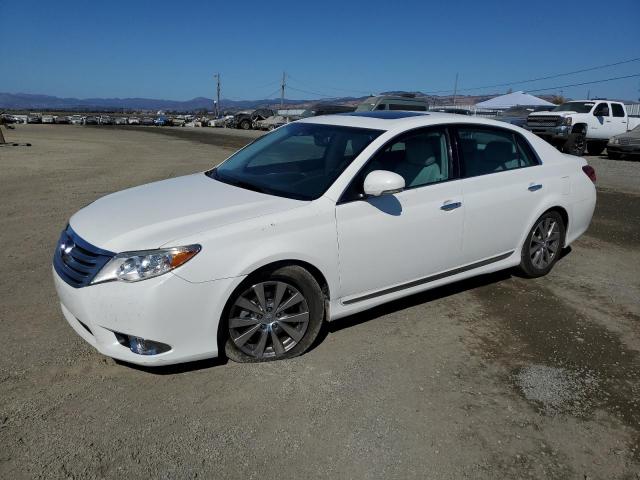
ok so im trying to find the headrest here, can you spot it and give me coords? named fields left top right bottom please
left=459, top=138, right=477, bottom=155
left=484, top=141, right=513, bottom=161
left=405, top=136, right=436, bottom=166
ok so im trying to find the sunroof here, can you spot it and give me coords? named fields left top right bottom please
left=339, top=111, right=429, bottom=119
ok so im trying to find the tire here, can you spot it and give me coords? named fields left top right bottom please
left=607, top=151, right=622, bottom=160
left=268, top=125, right=276, bottom=131
left=587, top=142, right=606, bottom=156
left=518, top=211, right=566, bottom=278
left=239, top=119, right=251, bottom=130
left=222, top=265, right=325, bottom=363
left=562, top=129, right=586, bottom=156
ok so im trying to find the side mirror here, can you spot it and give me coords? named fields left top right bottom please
left=363, top=170, right=405, bottom=197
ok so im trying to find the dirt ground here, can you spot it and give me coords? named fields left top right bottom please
left=1, top=124, right=639, bottom=479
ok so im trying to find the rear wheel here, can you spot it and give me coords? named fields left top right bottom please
left=239, top=119, right=251, bottom=130
left=223, top=266, right=325, bottom=362
left=587, top=141, right=606, bottom=156
left=518, top=211, right=565, bottom=278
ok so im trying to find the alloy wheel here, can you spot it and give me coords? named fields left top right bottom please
left=228, top=281, right=309, bottom=359
left=530, top=217, right=561, bottom=269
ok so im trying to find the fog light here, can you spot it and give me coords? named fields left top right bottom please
left=114, top=332, right=171, bottom=355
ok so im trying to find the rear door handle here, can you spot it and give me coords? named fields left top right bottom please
left=528, top=183, right=543, bottom=192
left=440, top=201, right=462, bottom=211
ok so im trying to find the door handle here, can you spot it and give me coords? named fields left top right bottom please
left=440, top=201, right=462, bottom=211
left=528, top=183, right=543, bottom=192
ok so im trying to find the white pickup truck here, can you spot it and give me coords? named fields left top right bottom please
left=525, top=100, right=640, bottom=156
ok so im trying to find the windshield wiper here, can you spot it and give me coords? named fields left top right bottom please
left=209, top=170, right=270, bottom=195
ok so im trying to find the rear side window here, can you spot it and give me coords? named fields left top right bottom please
left=612, top=103, right=625, bottom=117
left=457, top=127, right=537, bottom=178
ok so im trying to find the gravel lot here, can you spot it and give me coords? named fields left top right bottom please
left=1, top=124, right=639, bottom=479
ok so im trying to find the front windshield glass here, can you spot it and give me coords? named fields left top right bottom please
left=208, top=122, right=383, bottom=200
left=355, top=98, right=377, bottom=112
left=553, top=102, right=595, bottom=113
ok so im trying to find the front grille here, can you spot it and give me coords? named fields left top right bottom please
left=619, top=137, right=640, bottom=146
left=53, top=226, right=114, bottom=288
left=527, top=115, right=561, bottom=127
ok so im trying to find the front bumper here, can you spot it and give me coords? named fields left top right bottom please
left=607, top=144, right=640, bottom=155
left=524, top=125, right=571, bottom=141
left=53, top=267, right=244, bottom=366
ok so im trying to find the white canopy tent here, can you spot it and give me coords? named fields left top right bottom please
left=475, top=91, right=554, bottom=109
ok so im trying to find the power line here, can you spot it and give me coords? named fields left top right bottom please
left=287, top=75, right=372, bottom=96
left=424, top=57, right=640, bottom=94
left=526, top=73, right=640, bottom=93
left=286, top=85, right=338, bottom=99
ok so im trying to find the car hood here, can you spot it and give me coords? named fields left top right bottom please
left=611, top=129, right=640, bottom=140
left=529, top=111, right=572, bottom=117
left=70, top=173, right=304, bottom=252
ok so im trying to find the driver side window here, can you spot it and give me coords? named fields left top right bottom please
left=593, top=103, right=610, bottom=117
left=340, top=128, right=451, bottom=202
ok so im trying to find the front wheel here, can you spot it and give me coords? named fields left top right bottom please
left=239, top=119, right=251, bottom=130
left=518, top=211, right=566, bottom=278
left=607, top=151, right=622, bottom=160
left=562, top=130, right=586, bottom=156
left=587, top=141, right=606, bottom=156
left=223, top=266, right=325, bottom=362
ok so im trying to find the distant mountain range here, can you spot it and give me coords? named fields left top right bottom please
left=0, top=91, right=542, bottom=112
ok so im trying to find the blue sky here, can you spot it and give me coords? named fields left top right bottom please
left=1, top=0, right=639, bottom=101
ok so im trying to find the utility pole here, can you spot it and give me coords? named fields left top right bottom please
left=452, top=73, right=458, bottom=106
left=214, top=73, right=221, bottom=117
left=587, top=89, right=590, bottom=100
left=280, top=71, right=286, bottom=108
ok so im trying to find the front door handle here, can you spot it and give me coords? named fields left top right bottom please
left=528, top=183, right=543, bottom=192
left=440, top=201, right=462, bottom=211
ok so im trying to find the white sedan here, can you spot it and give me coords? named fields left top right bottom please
left=52, top=111, right=596, bottom=365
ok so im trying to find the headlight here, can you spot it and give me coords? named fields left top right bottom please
left=92, top=245, right=201, bottom=284
left=563, top=117, right=572, bottom=126
left=609, top=137, right=620, bottom=145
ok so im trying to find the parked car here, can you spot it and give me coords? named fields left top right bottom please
left=356, top=94, right=429, bottom=112
left=141, top=117, right=155, bottom=126
left=607, top=125, right=640, bottom=159
left=496, top=105, right=555, bottom=127
left=171, top=117, right=186, bottom=127
left=69, top=115, right=84, bottom=125
left=85, top=116, right=99, bottom=125
left=299, top=104, right=355, bottom=118
left=54, top=115, right=70, bottom=124
left=128, top=117, right=140, bottom=125
left=99, top=115, right=114, bottom=125
left=525, top=100, right=640, bottom=156
left=27, top=114, right=42, bottom=124
left=227, top=109, right=275, bottom=130
left=115, top=117, right=128, bottom=125
left=1, top=114, right=19, bottom=124
left=154, top=116, right=169, bottom=126
left=254, top=115, right=294, bottom=130
left=208, top=115, right=232, bottom=127
left=52, top=110, right=596, bottom=366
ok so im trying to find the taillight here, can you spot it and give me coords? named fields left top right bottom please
left=582, top=165, right=596, bottom=183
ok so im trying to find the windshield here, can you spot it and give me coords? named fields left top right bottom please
left=209, top=122, right=383, bottom=200
left=355, top=98, right=377, bottom=112
left=553, top=102, right=595, bottom=113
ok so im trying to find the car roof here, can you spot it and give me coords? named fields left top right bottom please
left=297, top=111, right=528, bottom=132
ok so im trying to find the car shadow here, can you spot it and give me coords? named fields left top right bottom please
left=119, top=247, right=572, bottom=374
